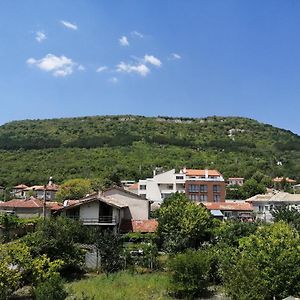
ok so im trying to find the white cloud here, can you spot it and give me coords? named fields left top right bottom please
left=131, top=31, right=144, bottom=38
left=109, top=77, right=118, bottom=83
left=119, top=36, right=129, bottom=46
left=78, top=65, right=85, bottom=71
left=26, top=54, right=79, bottom=77
left=170, top=53, right=181, bottom=60
left=35, top=31, right=46, bottom=43
left=144, top=54, right=162, bottom=67
left=61, top=20, right=78, bottom=30
left=116, top=62, right=150, bottom=77
left=96, top=66, right=108, bottom=73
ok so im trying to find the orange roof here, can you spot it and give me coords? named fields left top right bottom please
left=128, top=183, right=138, bottom=190
left=0, top=198, right=61, bottom=210
left=13, top=184, right=29, bottom=189
left=272, top=177, right=296, bottom=183
left=24, top=184, right=59, bottom=192
left=202, top=202, right=253, bottom=211
left=185, top=169, right=221, bottom=177
left=120, top=219, right=158, bottom=233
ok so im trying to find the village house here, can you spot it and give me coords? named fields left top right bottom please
left=246, top=191, right=300, bottom=222
left=227, top=177, right=244, bottom=186
left=57, top=187, right=151, bottom=231
left=138, top=167, right=226, bottom=203
left=202, top=201, right=253, bottom=221
left=0, top=197, right=62, bottom=218
left=12, top=184, right=29, bottom=198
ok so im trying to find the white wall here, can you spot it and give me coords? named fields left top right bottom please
left=80, top=201, right=99, bottom=220
left=104, top=189, right=149, bottom=220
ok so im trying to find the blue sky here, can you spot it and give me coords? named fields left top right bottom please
left=1, top=1, right=300, bottom=135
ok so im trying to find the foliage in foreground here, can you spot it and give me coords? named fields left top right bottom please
left=221, top=222, right=300, bottom=300
left=168, top=249, right=212, bottom=298
left=67, top=271, right=170, bottom=300
left=157, top=193, right=213, bottom=252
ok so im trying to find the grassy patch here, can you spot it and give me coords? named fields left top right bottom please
left=67, top=271, right=171, bottom=300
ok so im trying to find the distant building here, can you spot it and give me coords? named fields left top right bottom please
left=246, top=191, right=300, bottom=222
left=12, top=184, right=29, bottom=198
left=227, top=177, right=244, bottom=186
left=272, top=177, right=296, bottom=185
left=125, top=183, right=139, bottom=195
left=138, top=168, right=226, bottom=203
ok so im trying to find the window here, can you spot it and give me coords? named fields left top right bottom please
left=200, top=194, right=208, bottom=202
left=213, top=185, right=221, bottom=193
left=167, top=184, right=173, bottom=190
left=189, top=194, right=198, bottom=201
left=189, top=184, right=200, bottom=192
left=140, top=185, right=146, bottom=190
left=259, top=205, right=264, bottom=212
left=213, top=194, right=221, bottom=202
left=176, top=176, right=184, bottom=180
left=200, top=185, right=208, bottom=192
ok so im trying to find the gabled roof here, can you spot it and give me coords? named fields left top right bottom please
left=24, top=184, right=59, bottom=192
left=59, top=194, right=128, bottom=211
left=247, top=192, right=300, bottom=203
left=103, top=186, right=148, bottom=201
left=13, top=184, right=29, bottom=190
left=120, top=219, right=158, bottom=233
left=0, top=197, right=62, bottom=210
left=202, top=202, right=253, bottom=211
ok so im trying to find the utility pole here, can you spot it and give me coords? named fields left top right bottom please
left=43, top=184, right=47, bottom=219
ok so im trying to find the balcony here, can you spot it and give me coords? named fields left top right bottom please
left=68, top=216, right=117, bottom=225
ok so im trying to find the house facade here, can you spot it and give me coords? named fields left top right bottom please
left=227, top=177, right=244, bottom=186
left=58, top=187, right=151, bottom=230
left=246, top=192, right=300, bottom=222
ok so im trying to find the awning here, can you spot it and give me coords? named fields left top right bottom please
left=210, top=210, right=224, bottom=217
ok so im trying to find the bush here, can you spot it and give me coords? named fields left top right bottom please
left=168, top=249, right=211, bottom=298
left=34, top=275, right=68, bottom=300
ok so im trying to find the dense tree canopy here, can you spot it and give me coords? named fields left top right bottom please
left=157, top=193, right=213, bottom=252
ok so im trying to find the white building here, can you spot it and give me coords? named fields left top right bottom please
left=246, top=191, right=300, bottom=222
left=138, top=168, right=225, bottom=203
left=138, top=169, right=185, bottom=202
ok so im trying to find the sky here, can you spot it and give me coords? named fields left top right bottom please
left=1, top=0, right=300, bottom=135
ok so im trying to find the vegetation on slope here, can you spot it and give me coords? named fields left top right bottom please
left=0, top=115, right=299, bottom=186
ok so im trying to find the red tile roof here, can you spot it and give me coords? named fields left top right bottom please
left=272, top=177, right=296, bottom=183
left=202, top=202, right=253, bottom=211
left=185, top=169, right=221, bottom=177
left=0, top=197, right=62, bottom=210
left=128, top=183, right=138, bottom=190
left=13, top=184, right=29, bottom=190
left=120, top=219, right=158, bottom=233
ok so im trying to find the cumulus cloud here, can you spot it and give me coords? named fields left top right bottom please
left=131, top=30, right=144, bottom=38
left=35, top=31, right=46, bottom=43
left=96, top=66, right=108, bottom=73
left=119, top=36, right=129, bottom=46
left=61, top=20, right=78, bottom=30
left=116, top=62, right=150, bottom=77
left=144, top=54, right=162, bottom=67
left=170, top=53, right=181, bottom=60
left=26, top=54, right=80, bottom=77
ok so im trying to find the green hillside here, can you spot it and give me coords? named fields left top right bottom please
left=0, top=115, right=299, bottom=186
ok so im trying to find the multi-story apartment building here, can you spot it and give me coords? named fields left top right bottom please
left=138, top=168, right=225, bottom=203
left=184, top=169, right=226, bottom=203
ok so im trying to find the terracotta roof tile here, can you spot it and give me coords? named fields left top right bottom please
left=120, top=219, right=158, bottom=233
left=202, top=202, right=253, bottom=211
left=185, top=169, right=221, bottom=177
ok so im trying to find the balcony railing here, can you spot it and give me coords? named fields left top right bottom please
left=68, top=216, right=116, bottom=224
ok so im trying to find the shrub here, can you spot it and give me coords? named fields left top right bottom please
left=34, top=275, right=68, bottom=300
left=168, top=249, right=211, bottom=298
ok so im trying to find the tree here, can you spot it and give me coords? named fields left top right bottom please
left=168, top=249, right=212, bottom=298
left=94, top=229, right=123, bottom=275
left=56, top=178, right=93, bottom=201
left=22, top=217, right=85, bottom=276
left=271, top=205, right=300, bottom=231
left=157, top=193, right=213, bottom=253
left=221, top=222, right=300, bottom=299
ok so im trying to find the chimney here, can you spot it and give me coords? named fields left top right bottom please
left=205, top=169, right=208, bottom=179
left=48, top=176, right=53, bottom=186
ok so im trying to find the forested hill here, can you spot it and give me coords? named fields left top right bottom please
left=0, top=115, right=299, bottom=186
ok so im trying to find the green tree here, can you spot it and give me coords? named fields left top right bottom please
left=157, top=193, right=213, bottom=253
left=168, top=249, right=212, bottom=298
left=22, top=217, right=85, bottom=276
left=56, top=178, right=93, bottom=201
left=221, top=222, right=300, bottom=300
left=94, top=229, right=123, bottom=275
left=271, top=205, right=300, bottom=231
